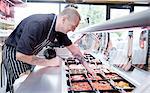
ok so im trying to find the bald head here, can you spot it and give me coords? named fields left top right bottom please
left=59, top=7, right=81, bottom=21
left=55, top=7, right=81, bottom=33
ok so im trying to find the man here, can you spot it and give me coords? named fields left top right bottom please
left=1, top=7, right=95, bottom=93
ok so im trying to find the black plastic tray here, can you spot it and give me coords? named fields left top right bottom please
left=68, top=90, right=96, bottom=93
left=84, top=54, right=95, bottom=59
left=104, top=73, right=123, bottom=80
left=67, top=80, right=94, bottom=92
left=90, top=80, right=119, bottom=93
left=69, top=69, right=87, bottom=74
left=86, top=73, right=104, bottom=80
left=113, top=80, right=135, bottom=91
left=68, top=74, right=87, bottom=81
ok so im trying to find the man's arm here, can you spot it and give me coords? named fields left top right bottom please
left=16, top=52, right=60, bottom=67
left=66, top=44, right=96, bottom=76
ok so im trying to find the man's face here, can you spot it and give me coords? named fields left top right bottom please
left=63, top=16, right=80, bottom=33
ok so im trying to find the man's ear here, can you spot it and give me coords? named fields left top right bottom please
left=62, top=15, right=68, bottom=23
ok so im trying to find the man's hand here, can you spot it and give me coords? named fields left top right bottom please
left=86, top=65, right=97, bottom=78
left=66, top=44, right=97, bottom=77
left=74, top=54, right=97, bottom=78
left=16, top=52, right=61, bottom=67
left=74, top=54, right=86, bottom=64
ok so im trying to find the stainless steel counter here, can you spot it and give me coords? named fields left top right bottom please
left=15, top=61, right=68, bottom=93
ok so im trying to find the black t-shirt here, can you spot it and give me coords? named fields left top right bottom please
left=55, top=31, right=72, bottom=46
left=5, top=14, right=72, bottom=55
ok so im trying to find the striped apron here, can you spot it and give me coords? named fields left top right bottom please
left=0, top=15, right=56, bottom=93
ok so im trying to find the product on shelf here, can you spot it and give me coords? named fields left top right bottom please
left=97, top=64, right=109, bottom=70
left=102, top=69, right=110, bottom=73
left=114, top=81, right=131, bottom=89
left=69, top=64, right=84, bottom=69
left=89, top=64, right=97, bottom=69
left=108, top=69, right=116, bottom=73
left=87, top=74, right=102, bottom=80
left=70, top=69, right=87, bottom=74
left=105, top=73, right=121, bottom=79
left=70, top=74, right=86, bottom=81
left=91, top=81, right=112, bottom=90
left=94, top=69, right=101, bottom=73
left=91, top=59, right=101, bottom=63
left=84, top=54, right=96, bottom=62
left=67, top=57, right=75, bottom=60
left=66, top=59, right=76, bottom=63
left=84, top=53, right=94, bottom=58
left=71, top=82, right=92, bottom=91
left=65, top=54, right=135, bottom=92
left=67, top=60, right=76, bottom=63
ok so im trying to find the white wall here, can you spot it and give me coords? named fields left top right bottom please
left=14, top=3, right=59, bottom=26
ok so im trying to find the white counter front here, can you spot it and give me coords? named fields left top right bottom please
left=15, top=61, right=67, bottom=93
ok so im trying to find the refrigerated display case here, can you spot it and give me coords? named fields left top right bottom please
left=14, top=8, right=150, bottom=93
left=73, top=8, right=150, bottom=93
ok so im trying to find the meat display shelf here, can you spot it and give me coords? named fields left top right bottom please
left=90, top=52, right=150, bottom=92
left=15, top=53, right=136, bottom=93
left=65, top=54, right=136, bottom=93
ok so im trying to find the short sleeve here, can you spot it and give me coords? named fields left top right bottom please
left=16, top=21, right=43, bottom=55
left=56, top=32, right=72, bottom=46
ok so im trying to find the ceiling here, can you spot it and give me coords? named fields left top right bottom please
left=26, top=0, right=150, bottom=4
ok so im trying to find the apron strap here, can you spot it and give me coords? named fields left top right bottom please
left=32, top=15, right=57, bottom=54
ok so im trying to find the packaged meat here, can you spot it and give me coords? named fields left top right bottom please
left=114, top=81, right=132, bottom=89
left=91, top=81, right=112, bottom=90
left=87, top=74, right=102, bottom=80
left=70, top=69, right=86, bottom=74
left=69, top=64, right=84, bottom=69
left=70, top=74, right=86, bottom=81
left=89, top=64, right=97, bottom=69
left=105, top=73, right=121, bottom=80
left=71, top=82, right=92, bottom=91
